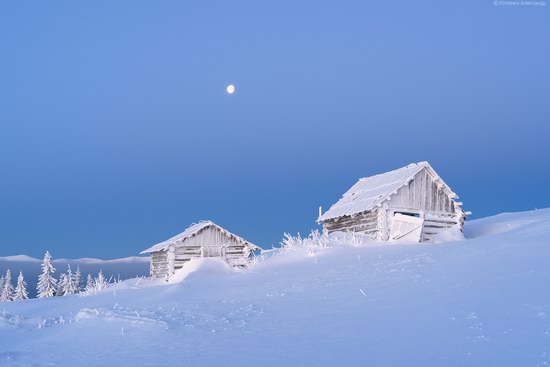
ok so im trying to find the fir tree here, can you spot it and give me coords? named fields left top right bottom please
left=0, top=270, right=14, bottom=301
left=57, top=273, right=67, bottom=296
left=14, top=271, right=29, bottom=301
left=37, top=251, right=57, bottom=298
left=73, top=265, right=82, bottom=293
left=85, top=273, right=95, bottom=294
left=61, top=265, right=76, bottom=295
left=0, top=276, right=4, bottom=297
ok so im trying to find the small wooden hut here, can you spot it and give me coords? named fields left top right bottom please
left=317, top=162, right=468, bottom=242
left=141, top=221, right=261, bottom=278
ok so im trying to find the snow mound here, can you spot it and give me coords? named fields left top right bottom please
left=465, top=208, right=549, bottom=239
left=169, top=258, right=234, bottom=283
left=431, top=225, right=465, bottom=243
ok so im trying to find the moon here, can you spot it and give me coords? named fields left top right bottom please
left=226, top=84, right=236, bottom=94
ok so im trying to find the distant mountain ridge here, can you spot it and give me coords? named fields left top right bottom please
left=0, top=255, right=149, bottom=263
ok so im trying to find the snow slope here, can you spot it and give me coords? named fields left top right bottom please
left=0, top=256, right=150, bottom=298
left=1, top=209, right=550, bottom=366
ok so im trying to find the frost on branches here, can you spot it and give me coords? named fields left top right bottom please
left=37, top=251, right=57, bottom=298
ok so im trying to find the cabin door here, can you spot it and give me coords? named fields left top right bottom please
left=390, top=213, right=424, bottom=242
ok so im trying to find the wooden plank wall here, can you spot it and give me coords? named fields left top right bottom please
left=389, top=168, right=456, bottom=214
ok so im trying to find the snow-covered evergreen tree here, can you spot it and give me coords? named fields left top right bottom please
left=0, top=276, right=4, bottom=298
left=14, top=271, right=29, bottom=301
left=1, top=269, right=14, bottom=302
left=57, top=273, right=68, bottom=296
left=73, top=265, right=82, bottom=293
left=37, top=251, right=57, bottom=298
left=60, top=265, right=76, bottom=295
left=85, top=273, right=95, bottom=294
left=94, top=270, right=108, bottom=292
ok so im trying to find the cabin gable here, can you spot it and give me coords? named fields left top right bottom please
left=388, top=167, right=457, bottom=214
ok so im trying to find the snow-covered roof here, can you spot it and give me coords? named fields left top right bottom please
left=141, top=220, right=261, bottom=254
left=318, top=162, right=459, bottom=222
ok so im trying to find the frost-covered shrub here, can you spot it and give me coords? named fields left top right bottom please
left=251, top=229, right=373, bottom=266
left=81, top=270, right=111, bottom=296
left=280, top=229, right=330, bottom=253
left=280, top=229, right=372, bottom=252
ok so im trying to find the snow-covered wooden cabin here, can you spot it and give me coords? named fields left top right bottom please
left=317, top=162, right=468, bottom=242
left=141, top=221, right=261, bottom=278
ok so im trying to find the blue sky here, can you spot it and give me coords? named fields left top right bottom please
left=1, top=1, right=548, bottom=259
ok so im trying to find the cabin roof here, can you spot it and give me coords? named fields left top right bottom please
left=317, top=161, right=459, bottom=222
left=141, top=220, right=261, bottom=254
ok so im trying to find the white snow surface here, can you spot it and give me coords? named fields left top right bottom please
left=318, top=161, right=458, bottom=222
left=1, top=208, right=550, bottom=366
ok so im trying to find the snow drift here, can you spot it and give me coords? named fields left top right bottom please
left=169, top=257, right=235, bottom=283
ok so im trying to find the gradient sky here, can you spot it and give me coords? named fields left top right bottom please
left=1, top=1, right=549, bottom=259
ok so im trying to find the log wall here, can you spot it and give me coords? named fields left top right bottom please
left=150, top=251, right=168, bottom=278
left=323, top=209, right=379, bottom=238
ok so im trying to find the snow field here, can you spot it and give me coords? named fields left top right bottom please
left=0, top=209, right=549, bottom=366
